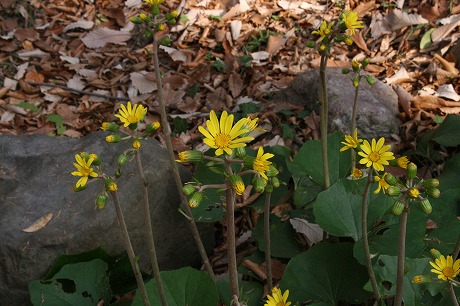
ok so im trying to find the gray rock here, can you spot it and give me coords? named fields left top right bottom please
left=271, top=68, right=400, bottom=138
left=0, top=132, right=214, bottom=306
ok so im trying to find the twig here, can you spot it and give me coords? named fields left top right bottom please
left=264, top=191, right=273, bottom=291
left=319, top=54, right=330, bottom=189
left=26, top=81, right=130, bottom=102
left=394, top=202, right=409, bottom=306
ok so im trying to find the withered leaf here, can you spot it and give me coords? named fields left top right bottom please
left=22, top=213, right=53, bottom=233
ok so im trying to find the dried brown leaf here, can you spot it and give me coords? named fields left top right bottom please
left=22, top=213, right=53, bottom=233
left=413, top=95, right=459, bottom=109
left=228, top=72, right=243, bottom=98
left=266, top=35, right=286, bottom=56
left=393, top=85, right=413, bottom=117
left=385, top=9, right=428, bottom=31
left=82, top=27, right=131, bottom=49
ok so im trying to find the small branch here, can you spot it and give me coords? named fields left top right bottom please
left=394, top=202, right=409, bottom=306
left=362, top=169, right=381, bottom=302
left=350, top=85, right=359, bottom=169
left=135, top=151, right=168, bottom=306
left=110, top=191, right=151, bottom=306
left=319, top=54, right=330, bottom=189
left=26, top=82, right=130, bottom=102
left=264, top=191, right=273, bottom=291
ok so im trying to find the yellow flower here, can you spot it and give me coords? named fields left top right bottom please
left=374, top=173, right=390, bottom=194
left=264, top=287, right=291, bottom=306
left=358, top=137, right=395, bottom=172
left=429, top=255, right=460, bottom=281
left=144, top=0, right=164, bottom=5
left=344, top=37, right=353, bottom=45
left=108, top=182, right=118, bottom=191
left=243, top=116, right=264, bottom=133
left=397, top=156, right=409, bottom=169
left=71, top=154, right=98, bottom=188
left=176, top=150, right=203, bottom=163
left=340, top=129, right=363, bottom=152
left=408, top=187, right=420, bottom=198
left=312, top=20, right=333, bottom=39
left=114, top=102, right=147, bottom=128
left=341, top=10, right=364, bottom=36
left=198, top=110, right=254, bottom=156
left=253, top=147, right=274, bottom=180
left=132, top=139, right=141, bottom=149
left=351, top=167, right=363, bottom=179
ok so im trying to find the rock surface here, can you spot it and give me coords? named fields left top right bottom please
left=271, top=68, right=400, bottom=138
left=0, top=132, right=214, bottom=305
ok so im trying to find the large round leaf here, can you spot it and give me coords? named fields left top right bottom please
left=131, top=267, right=218, bottom=306
left=280, top=242, right=370, bottom=304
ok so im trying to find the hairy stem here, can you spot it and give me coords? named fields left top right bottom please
left=319, top=54, right=330, bottom=189
left=135, top=151, right=168, bottom=306
left=152, top=33, right=215, bottom=279
left=264, top=191, right=273, bottom=291
left=110, top=191, right=151, bottom=306
left=362, top=169, right=381, bottom=301
left=394, top=202, right=409, bottom=306
left=350, top=85, right=359, bottom=169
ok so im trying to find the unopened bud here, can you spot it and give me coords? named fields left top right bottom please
left=271, top=177, right=280, bottom=188
left=234, top=147, right=247, bottom=159
left=412, top=275, right=432, bottom=284
left=101, top=122, right=119, bottom=132
left=266, top=165, right=279, bottom=177
left=105, top=179, right=117, bottom=192
left=72, top=184, right=87, bottom=192
left=129, top=16, right=143, bottom=24
left=96, top=194, right=107, bottom=209
left=419, top=198, right=432, bottom=214
left=254, top=177, right=266, bottom=193
left=366, top=75, right=376, bottom=85
left=384, top=173, right=397, bottom=185
left=265, top=184, right=274, bottom=193
left=342, top=68, right=350, bottom=74
left=182, top=184, right=196, bottom=196
left=244, top=156, right=256, bottom=169
left=139, top=13, right=151, bottom=22
left=423, top=179, right=439, bottom=188
left=406, top=162, right=417, bottom=179
left=391, top=200, right=405, bottom=216
left=430, top=248, right=442, bottom=259
left=115, top=168, right=122, bottom=178
left=426, top=188, right=440, bottom=199
left=229, top=174, right=245, bottom=196
left=386, top=186, right=401, bottom=197
left=105, top=135, right=121, bottom=143
left=145, top=122, right=161, bottom=134
left=306, top=41, right=315, bottom=48
left=362, top=58, right=370, bottom=67
left=117, top=154, right=128, bottom=167
left=189, top=192, right=204, bottom=208
left=176, top=150, right=203, bottom=163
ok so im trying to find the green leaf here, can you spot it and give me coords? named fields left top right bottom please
left=46, top=114, right=66, bottom=135
left=131, top=267, right=218, bottom=306
left=172, top=117, right=188, bottom=135
left=29, top=259, right=112, bottom=306
left=280, top=242, right=370, bottom=304
left=239, top=102, right=259, bottom=116
left=431, top=114, right=460, bottom=147
left=16, top=102, right=41, bottom=113
left=253, top=214, right=304, bottom=258
left=313, top=178, right=394, bottom=241
left=289, top=132, right=351, bottom=207
left=420, top=28, right=435, bottom=50
left=369, top=255, right=430, bottom=305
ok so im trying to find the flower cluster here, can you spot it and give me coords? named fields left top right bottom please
left=309, top=10, right=364, bottom=52
left=176, top=110, right=280, bottom=208
left=413, top=249, right=460, bottom=284
left=342, top=58, right=375, bottom=87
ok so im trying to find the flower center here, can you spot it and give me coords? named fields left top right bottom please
left=408, top=188, right=420, bottom=198
left=369, top=151, right=380, bottom=162
left=80, top=167, right=91, bottom=177
left=127, top=115, right=139, bottom=124
left=443, top=267, right=455, bottom=278
left=215, top=133, right=231, bottom=148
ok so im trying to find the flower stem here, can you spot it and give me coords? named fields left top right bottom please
left=362, top=169, right=381, bottom=301
left=264, top=191, right=273, bottom=291
left=151, top=32, right=215, bottom=279
left=319, top=54, right=330, bottom=189
left=449, top=283, right=459, bottom=306
left=394, top=202, right=409, bottom=306
left=453, top=234, right=460, bottom=259
left=225, top=160, right=239, bottom=300
left=350, top=85, right=359, bottom=169
left=110, top=190, right=151, bottom=306
left=135, top=151, right=168, bottom=306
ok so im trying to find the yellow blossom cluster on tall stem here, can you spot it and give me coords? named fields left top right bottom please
left=176, top=110, right=280, bottom=303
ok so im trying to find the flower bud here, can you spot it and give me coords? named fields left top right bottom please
left=254, top=177, right=266, bottom=193
left=362, top=58, right=370, bottom=67
left=152, top=5, right=160, bottom=15
left=412, top=275, right=432, bottom=284
left=167, top=18, right=177, bottom=25
left=105, top=179, right=118, bottom=192
left=426, top=188, right=440, bottom=199
left=352, top=77, right=359, bottom=87
left=419, top=198, right=432, bottom=214
left=105, top=135, right=121, bottom=143
left=423, top=179, right=439, bottom=188
left=129, top=16, right=143, bottom=24
left=145, top=122, right=161, bottom=134
left=115, top=168, right=122, bottom=178
left=386, top=186, right=401, bottom=197
left=366, top=75, right=376, bottom=86
left=265, top=184, right=274, bottom=193
left=243, top=156, right=256, bottom=169
left=182, top=184, right=196, bottom=196
left=132, top=139, right=142, bottom=150
left=406, top=162, right=417, bottom=179
left=117, top=154, right=128, bottom=167
left=319, top=44, right=327, bottom=51
left=351, top=60, right=360, bottom=72
left=430, top=248, right=442, bottom=260
left=176, top=150, right=203, bottom=163
left=188, top=192, right=204, bottom=208
left=229, top=174, right=245, bottom=195
left=96, top=194, right=107, bottom=209
left=306, top=41, right=315, bottom=48
left=234, top=147, right=247, bottom=159
left=342, top=68, right=350, bottom=74
left=384, top=173, right=397, bottom=186
left=266, top=165, right=279, bottom=178
left=89, top=153, right=101, bottom=166
left=158, top=36, right=172, bottom=46
left=139, top=13, right=151, bottom=22
left=391, top=200, right=405, bottom=216
left=144, top=29, right=153, bottom=39
left=156, top=23, right=166, bottom=31
left=344, top=37, right=353, bottom=46
left=101, top=122, right=119, bottom=133
left=271, top=177, right=280, bottom=188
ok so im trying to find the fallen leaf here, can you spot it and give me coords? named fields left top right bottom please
left=63, top=20, right=94, bottom=33
left=266, top=35, right=286, bottom=56
left=22, top=213, right=53, bottom=233
left=385, top=9, right=428, bottom=31
left=159, top=45, right=187, bottom=62
left=230, top=20, right=242, bottom=41
left=82, top=27, right=132, bottom=49
left=393, top=85, right=413, bottom=117
left=228, top=72, right=243, bottom=98
left=436, top=84, right=460, bottom=101
left=385, top=67, right=412, bottom=85
left=290, top=218, right=323, bottom=247
left=130, top=71, right=157, bottom=94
